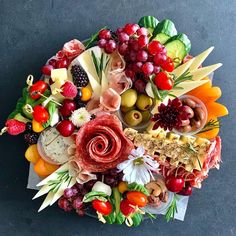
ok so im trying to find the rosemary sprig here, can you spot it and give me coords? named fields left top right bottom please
left=186, top=142, right=197, bottom=154
left=197, top=119, right=220, bottom=134
left=84, top=27, right=107, bottom=49
left=165, top=194, right=178, bottom=222
left=173, top=69, right=193, bottom=87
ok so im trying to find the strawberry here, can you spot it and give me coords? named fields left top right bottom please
left=5, top=119, right=26, bottom=135
left=61, top=81, right=78, bottom=98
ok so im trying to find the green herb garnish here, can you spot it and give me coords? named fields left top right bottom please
left=197, top=119, right=220, bottom=134
left=173, top=69, right=193, bottom=87
left=84, top=27, right=107, bottom=49
left=165, top=194, right=178, bottom=222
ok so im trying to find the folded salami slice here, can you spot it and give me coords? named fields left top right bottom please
left=75, top=114, right=134, bottom=172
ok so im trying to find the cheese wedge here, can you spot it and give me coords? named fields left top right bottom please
left=189, top=46, right=214, bottom=71
left=190, top=63, right=222, bottom=81
left=172, top=57, right=194, bottom=78
left=38, top=191, right=54, bottom=212
left=171, top=80, right=208, bottom=97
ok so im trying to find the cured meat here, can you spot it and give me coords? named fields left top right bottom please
left=110, top=51, right=126, bottom=74
left=60, top=39, right=85, bottom=59
left=100, top=88, right=121, bottom=111
left=75, top=114, right=134, bottom=172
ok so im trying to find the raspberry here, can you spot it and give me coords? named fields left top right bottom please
left=61, top=81, right=78, bottom=98
left=71, top=65, right=89, bottom=88
left=5, top=119, right=26, bottom=136
left=24, top=132, right=39, bottom=145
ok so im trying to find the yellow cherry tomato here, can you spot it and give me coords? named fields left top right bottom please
left=81, top=87, right=92, bottom=101
left=118, top=181, right=128, bottom=194
left=32, top=119, right=44, bottom=133
left=25, top=144, right=40, bottom=164
left=34, top=158, right=59, bottom=177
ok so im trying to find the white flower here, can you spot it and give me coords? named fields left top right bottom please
left=117, top=146, right=159, bottom=185
left=70, top=108, right=91, bottom=127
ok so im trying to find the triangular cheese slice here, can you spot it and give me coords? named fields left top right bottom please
left=172, top=58, right=194, bottom=78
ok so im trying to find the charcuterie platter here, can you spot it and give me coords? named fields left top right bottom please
left=1, top=16, right=228, bottom=226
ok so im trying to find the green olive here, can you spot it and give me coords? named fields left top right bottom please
left=136, top=94, right=153, bottom=111
left=124, top=110, right=143, bottom=127
left=140, top=110, right=151, bottom=122
left=120, top=106, right=135, bottom=113
left=121, top=89, right=137, bottom=107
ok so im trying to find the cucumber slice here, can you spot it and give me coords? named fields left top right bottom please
left=152, top=19, right=177, bottom=44
left=165, top=33, right=191, bottom=66
left=138, top=16, right=159, bottom=29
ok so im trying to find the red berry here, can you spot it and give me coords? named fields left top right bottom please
left=138, top=35, right=148, bottom=48
left=41, top=65, right=54, bottom=76
left=5, top=119, right=26, bottom=136
left=29, top=81, right=48, bottom=100
left=118, top=32, right=129, bottom=43
left=104, top=40, right=117, bottom=54
left=98, top=29, right=111, bottom=40
left=125, top=69, right=135, bottom=79
left=61, top=82, right=78, bottom=98
left=48, top=58, right=57, bottom=68
left=161, top=57, right=175, bottom=72
left=98, top=39, right=107, bottom=48
left=59, top=99, right=76, bottom=117
left=178, top=184, right=192, bottom=196
left=165, top=176, right=185, bottom=193
left=56, top=120, right=75, bottom=137
left=137, top=27, right=148, bottom=36
left=154, top=72, right=173, bottom=91
left=33, top=105, right=50, bottom=123
left=56, top=57, right=68, bottom=68
left=120, top=199, right=135, bottom=216
left=124, top=23, right=138, bottom=35
left=136, top=50, right=148, bottom=62
left=148, top=40, right=163, bottom=55
left=142, top=62, right=154, bottom=75
left=153, top=53, right=167, bottom=66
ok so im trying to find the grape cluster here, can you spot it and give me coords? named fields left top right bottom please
left=97, top=23, right=175, bottom=91
left=58, top=180, right=96, bottom=216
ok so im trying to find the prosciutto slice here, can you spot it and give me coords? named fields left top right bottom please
left=75, top=114, right=134, bottom=172
left=100, top=88, right=121, bottom=111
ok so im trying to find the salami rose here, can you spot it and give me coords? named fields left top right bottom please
left=75, top=114, right=134, bottom=172
left=62, top=39, right=85, bottom=59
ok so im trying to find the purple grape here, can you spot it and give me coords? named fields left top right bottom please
left=58, top=197, right=73, bottom=212
left=75, top=183, right=84, bottom=192
left=84, top=180, right=96, bottom=191
left=118, top=43, right=129, bottom=55
left=76, top=207, right=85, bottom=216
left=72, top=196, right=83, bottom=210
left=64, top=188, right=75, bottom=198
left=98, top=39, right=107, bottom=48
left=109, top=168, right=119, bottom=176
left=136, top=50, right=148, bottom=62
left=129, top=50, right=137, bottom=62
left=118, top=32, right=129, bottom=43
left=104, top=175, right=116, bottom=185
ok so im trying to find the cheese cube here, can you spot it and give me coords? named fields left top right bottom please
left=51, top=68, right=68, bottom=82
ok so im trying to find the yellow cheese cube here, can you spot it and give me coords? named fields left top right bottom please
left=51, top=68, right=68, bottom=82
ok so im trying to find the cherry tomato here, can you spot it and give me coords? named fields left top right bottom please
left=30, top=81, right=48, bottom=99
left=92, top=200, right=112, bottom=216
left=165, top=176, right=185, bottom=193
left=161, top=57, right=175, bottom=72
left=154, top=72, right=173, bottom=91
left=126, top=191, right=148, bottom=207
left=33, top=105, right=50, bottom=123
left=120, top=199, right=135, bottom=216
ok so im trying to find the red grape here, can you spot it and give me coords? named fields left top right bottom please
left=138, top=35, right=148, bottom=48
left=72, top=196, right=83, bottom=210
left=153, top=53, right=167, bottom=65
left=137, top=27, right=148, bottom=36
left=84, top=180, right=96, bottom=190
left=153, top=65, right=161, bottom=74
left=76, top=208, right=85, bottom=216
left=148, top=40, right=163, bottom=55
left=129, top=50, right=137, bottom=62
left=98, top=29, right=111, bottom=40
left=58, top=197, right=73, bottom=212
left=124, top=23, right=138, bottom=35
left=125, top=69, right=135, bottom=79
left=134, top=79, right=146, bottom=93
left=133, top=61, right=143, bottom=73
left=64, top=187, right=76, bottom=198
left=142, top=62, right=154, bottom=75
left=56, top=120, right=75, bottom=137
left=116, top=27, right=123, bottom=34
left=41, top=65, right=54, bottom=76
left=118, top=43, right=129, bottom=55
left=98, top=39, right=107, bottom=48
left=118, top=32, right=129, bottom=43
left=105, top=175, right=116, bottom=185
left=136, top=50, right=148, bottom=62
left=128, top=38, right=139, bottom=51
left=104, top=40, right=117, bottom=54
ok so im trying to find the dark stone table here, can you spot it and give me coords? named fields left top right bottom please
left=0, top=0, right=235, bottom=235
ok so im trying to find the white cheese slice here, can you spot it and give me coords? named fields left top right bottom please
left=33, top=184, right=52, bottom=200
left=190, top=63, right=222, bottom=81
left=38, top=191, right=54, bottom=212
left=51, top=68, right=68, bottom=82
left=172, top=58, right=194, bottom=78
left=189, top=47, right=214, bottom=71
left=171, top=80, right=208, bottom=97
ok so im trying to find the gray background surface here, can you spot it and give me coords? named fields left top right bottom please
left=0, top=0, right=235, bottom=235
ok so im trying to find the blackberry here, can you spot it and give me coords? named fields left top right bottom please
left=71, top=65, right=89, bottom=87
left=25, top=122, right=32, bottom=132
left=24, top=132, right=39, bottom=145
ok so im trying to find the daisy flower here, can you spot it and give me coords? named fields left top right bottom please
left=70, top=108, right=91, bottom=127
left=117, top=146, right=159, bottom=185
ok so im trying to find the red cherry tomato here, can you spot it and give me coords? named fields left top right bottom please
left=126, top=191, right=148, bottom=207
left=92, top=200, right=112, bottom=216
left=120, top=199, right=135, bottom=216
left=161, top=57, right=175, bottom=72
left=30, top=81, right=48, bottom=99
left=33, top=105, right=50, bottom=123
left=154, top=72, right=173, bottom=91
left=165, top=176, right=185, bottom=193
